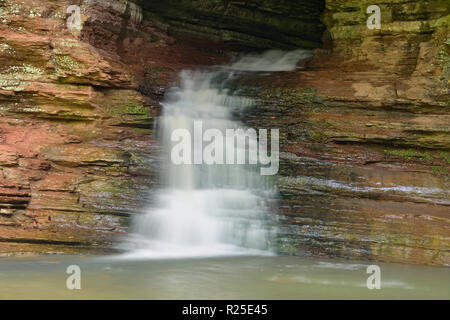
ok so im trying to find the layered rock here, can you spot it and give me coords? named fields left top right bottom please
left=240, top=83, right=450, bottom=265
left=0, top=0, right=231, bottom=255
left=138, top=0, right=326, bottom=49
left=0, top=0, right=158, bottom=254
left=234, top=0, right=449, bottom=265
left=0, top=0, right=448, bottom=266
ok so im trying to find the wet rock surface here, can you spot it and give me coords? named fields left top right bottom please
left=0, top=0, right=158, bottom=253
left=138, top=0, right=326, bottom=49
left=233, top=0, right=449, bottom=265
left=0, top=0, right=229, bottom=255
left=233, top=72, right=450, bottom=266
left=0, top=0, right=448, bottom=265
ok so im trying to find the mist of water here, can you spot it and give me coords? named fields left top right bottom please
left=229, top=49, right=312, bottom=71
left=122, top=49, right=311, bottom=259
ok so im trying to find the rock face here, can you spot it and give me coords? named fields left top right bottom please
left=138, top=0, right=326, bottom=49
left=0, top=0, right=229, bottom=255
left=0, top=0, right=160, bottom=254
left=236, top=0, right=449, bottom=266
left=0, top=0, right=448, bottom=265
left=323, top=0, right=449, bottom=111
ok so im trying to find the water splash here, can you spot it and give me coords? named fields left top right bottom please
left=122, top=49, right=310, bottom=259
left=229, top=49, right=312, bottom=71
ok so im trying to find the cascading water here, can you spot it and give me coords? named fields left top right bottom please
left=123, top=49, right=311, bottom=259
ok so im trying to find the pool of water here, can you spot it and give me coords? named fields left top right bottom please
left=0, top=254, right=448, bottom=299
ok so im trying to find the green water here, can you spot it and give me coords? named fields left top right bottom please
left=0, top=255, right=448, bottom=299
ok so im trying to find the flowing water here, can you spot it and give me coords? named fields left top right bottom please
left=1, top=50, right=449, bottom=300
left=122, top=49, right=312, bottom=258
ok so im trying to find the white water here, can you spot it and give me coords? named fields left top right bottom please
left=123, top=49, right=311, bottom=259
left=229, top=49, right=312, bottom=71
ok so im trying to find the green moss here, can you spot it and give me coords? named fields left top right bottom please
left=0, top=79, right=23, bottom=91
left=259, top=87, right=321, bottom=109
left=432, top=166, right=448, bottom=174
left=299, top=88, right=319, bottom=105
left=383, top=148, right=434, bottom=161
left=0, top=64, right=45, bottom=90
left=108, top=104, right=148, bottom=118
left=5, top=64, right=44, bottom=75
left=54, top=55, right=82, bottom=71
left=144, top=65, right=172, bottom=76
left=437, top=150, right=450, bottom=163
left=307, top=127, right=329, bottom=143
left=133, top=127, right=152, bottom=134
left=124, top=104, right=147, bottom=116
left=438, top=42, right=450, bottom=80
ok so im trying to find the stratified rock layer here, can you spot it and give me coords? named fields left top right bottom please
left=0, top=0, right=448, bottom=266
left=139, top=0, right=326, bottom=49
left=0, top=0, right=157, bottom=253
left=0, top=0, right=229, bottom=255
left=235, top=0, right=449, bottom=266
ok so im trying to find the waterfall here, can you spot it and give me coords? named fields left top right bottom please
left=123, top=49, right=311, bottom=259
